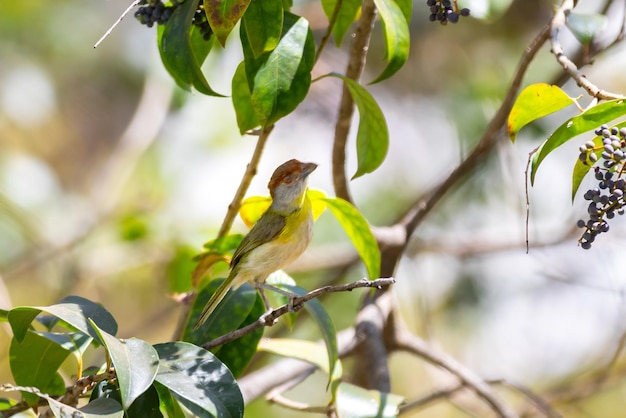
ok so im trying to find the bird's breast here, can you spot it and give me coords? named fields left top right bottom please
left=235, top=202, right=313, bottom=283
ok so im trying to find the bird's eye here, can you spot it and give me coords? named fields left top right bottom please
left=283, top=174, right=294, bottom=183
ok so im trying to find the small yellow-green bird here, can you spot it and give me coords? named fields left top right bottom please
left=193, top=159, right=317, bottom=329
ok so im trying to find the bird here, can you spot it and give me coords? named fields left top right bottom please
left=193, top=159, right=318, bottom=329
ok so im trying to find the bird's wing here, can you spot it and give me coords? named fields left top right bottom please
left=230, top=209, right=287, bottom=270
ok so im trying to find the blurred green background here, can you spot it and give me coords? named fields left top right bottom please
left=2, top=0, right=626, bottom=416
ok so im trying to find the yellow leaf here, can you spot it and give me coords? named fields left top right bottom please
left=239, top=196, right=272, bottom=228
left=307, top=189, right=328, bottom=220
left=238, top=189, right=328, bottom=228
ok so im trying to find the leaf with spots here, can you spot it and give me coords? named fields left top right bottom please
left=204, top=0, right=252, bottom=47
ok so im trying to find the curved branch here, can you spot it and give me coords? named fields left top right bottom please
left=390, top=315, right=518, bottom=418
left=397, top=22, right=551, bottom=241
left=332, top=0, right=378, bottom=203
left=550, top=0, right=625, bottom=101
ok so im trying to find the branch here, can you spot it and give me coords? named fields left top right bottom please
left=1, top=372, right=114, bottom=418
left=488, top=379, right=563, bottom=418
left=238, top=327, right=358, bottom=403
left=397, top=22, right=551, bottom=242
left=265, top=368, right=330, bottom=415
left=350, top=290, right=394, bottom=392
left=550, top=0, right=625, bottom=101
left=202, top=277, right=395, bottom=350
left=216, top=126, right=274, bottom=239
left=390, top=316, right=518, bottom=418
left=399, top=383, right=465, bottom=413
left=332, top=0, right=377, bottom=203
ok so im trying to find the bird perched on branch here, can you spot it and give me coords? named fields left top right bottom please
left=193, top=159, right=318, bottom=329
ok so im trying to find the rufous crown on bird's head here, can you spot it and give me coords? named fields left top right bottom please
left=268, top=159, right=317, bottom=196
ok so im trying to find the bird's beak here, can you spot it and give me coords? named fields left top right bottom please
left=301, top=162, right=318, bottom=177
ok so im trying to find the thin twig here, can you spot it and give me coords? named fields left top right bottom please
left=2, top=372, right=114, bottom=418
left=524, top=147, right=539, bottom=253
left=202, top=277, right=394, bottom=350
left=266, top=368, right=329, bottom=414
left=331, top=0, right=378, bottom=204
left=94, top=0, right=141, bottom=48
left=488, top=379, right=563, bottom=418
left=315, top=0, right=343, bottom=64
left=550, top=0, right=625, bottom=100
left=238, top=327, right=358, bottom=403
left=216, top=126, right=274, bottom=239
left=399, top=383, right=465, bottom=413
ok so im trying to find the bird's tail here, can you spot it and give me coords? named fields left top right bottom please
left=192, top=279, right=231, bottom=330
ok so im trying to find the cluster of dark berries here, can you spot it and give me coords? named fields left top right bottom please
left=191, top=4, right=213, bottom=41
left=135, top=0, right=213, bottom=40
left=576, top=124, right=626, bottom=249
left=427, top=0, right=470, bottom=25
left=135, top=0, right=178, bottom=27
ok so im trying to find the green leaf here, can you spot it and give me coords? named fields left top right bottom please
left=566, top=13, right=607, bottom=44
left=265, top=271, right=297, bottom=328
left=45, top=396, right=124, bottom=418
left=243, top=0, right=283, bottom=56
left=0, top=397, right=18, bottom=411
left=154, top=342, right=244, bottom=418
left=127, top=384, right=163, bottom=418
left=231, top=61, right=260, bottom=134
left=370, top=0, right=410, bottom=83
left=204, top=0, right=252, bottom=47
left=335, top=382, right=405, bottom=418
left=37, top=331, right=92, bottom=366
left=154, top=381, right=186, bottom=418
left=321, top=197, right=380, bottom=279
left=50, top=396, right=125, bottom=418
left=572, top=135, right=602, bottom=201
left=8, top=295, right=117, bottom=343
left=9, top=331, right=70, bottom=405
left=90, top=323, right=159, bottom=410
left=282, top=285, right=338, bottom=390
left=531, top=99, right=626, bottom=184
left=333, top=75, right=388, bottom=178
left=90, top=380, right=122, bottom=406
left=158, top=0, right=222, bottom=96
left=184, top=280, right=264, bottom=377
left=79, top=398, right=125, bottom=418
left=202, top=234, right=244, bottom=252
left=185, top=280, right=257, bottom=342
left=241, top=12, right=315, bottom=126
left=571, top=121, right=626, bottom=200
left=321, top=0, right=361, bottom=46
left=508, top=83, right=577, bottom=143
left=212, top=292, right=264, bottom=377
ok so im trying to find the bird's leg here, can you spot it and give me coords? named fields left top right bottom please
left=253, top=280, right=277, bottom=325
left=258, top=283, right=300, bottom=312
left=254, top=282, right=272, bottom=312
